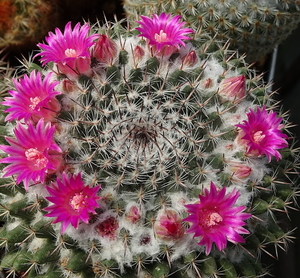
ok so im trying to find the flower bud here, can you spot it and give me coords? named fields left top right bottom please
left=133, top=45, right=145, bottom=62
left=125, top=205, right=141, bottom=224
left=95, top=216, right=119, bottom=240
left=230, top=163, right=252, bottom=180
left=154, top=209, right=184, bottom=241
left=182, top=50, right=197, bottom=67
left=93, top=34, right=118, bottom=65
left=219, top=75, right=246, bottom=100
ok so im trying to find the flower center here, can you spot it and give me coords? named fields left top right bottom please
left=69, top=192, right=88, bottom=212
left=29, top=96, right=41, bottom=110
left=202, top=211, right=223, bottom=228
left=25, top=148, right=48, bottom=169
left=65, top=48, right=78, bottom=58
left=154, top=29, right=169, bottom=43
left=252, top=130, right=265, bottom=143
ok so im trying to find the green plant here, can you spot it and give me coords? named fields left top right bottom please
left=0, top=15, right=299, bottom=278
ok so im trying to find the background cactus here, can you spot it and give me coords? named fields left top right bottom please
left=0, top=0, right=62, bottom=52
left=123, top=0, right=300, bottom=62
left=0, top=14, right=299, bottom=278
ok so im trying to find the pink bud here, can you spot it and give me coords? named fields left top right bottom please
left=182, top=50, right=197, bottom=67
left=133, top=45, right=145, bottom=62
left=95, top=216, right=119, bottom=240
left=125, top=205, right=141, bottom=224
left=219, top=75, right=246, bottom=100
left=93, top=34, right=118, bottom=65
left=230, top=163, right=252, bottom=179
left=204, top=78, right=213, bottom=89
left=62, top=79, right=77, bottom=93
left=154, top=209, right=184, bottom=241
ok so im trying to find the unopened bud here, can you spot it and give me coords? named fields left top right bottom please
left=154, top=209, right=184, bottom=241
left=182, top=50, right=197, bottom=67
left=219, top=75, right=246, bottom=100
left=133, top=45, right=145, bottom=62
left=62, top=79, right=77, bottom=93
left=230, top=163, right=252, bottom=179
left=93, top=34, right=118, bottom=65
left=95, top=216, right=119, bottom=240
left=204, top=78, right=213, bottom=89
left=125, top=205, right=141, bottom=224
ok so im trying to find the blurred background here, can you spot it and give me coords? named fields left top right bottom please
left=0, top=0, right=300, bottom=277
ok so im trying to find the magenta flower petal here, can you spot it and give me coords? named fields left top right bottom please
left=36, top=22, right=99, bottom=78
left=136, top=13, right=193, bottom=55
left=0, top=119, right=64, bottom=190
left=44, top=172, right=101, bottom=233
left=183, top=182, right=251, bottom=255
left=236, top=106, right=288, bottom=161
left=2, top=71, right=61, bottom=123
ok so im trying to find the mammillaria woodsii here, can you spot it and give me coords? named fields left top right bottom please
left=0, top=14, right=299, bottom=278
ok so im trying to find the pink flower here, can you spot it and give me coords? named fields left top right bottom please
left=154, top=209, right=185, bottom=241
left=183, top=182, right=251, bottom=255
left=36, top=22, right=98, bottom=78
left=236, top=106, right=288, bottom=161
left=2, top=71, right=61, bottom=123
left=0, top=119, right=63, bottom=190
left=93, top=34, right=118, bottom=66
left=136, top=13, right=193, bottom=56
left=44, top=172, right=101, bottom=233
left=219, top=75, right=246, bottom=100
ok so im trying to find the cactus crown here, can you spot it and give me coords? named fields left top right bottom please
left=0, top=14, right=299, bottom=278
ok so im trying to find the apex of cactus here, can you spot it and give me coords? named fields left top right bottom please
left=0, top=14, right=299, bottom=278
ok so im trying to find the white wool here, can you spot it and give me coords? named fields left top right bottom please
left=170, top=234, right=202, bottom=261
left=130, top=228, right=160, bottom=257
left=27, top=237, right=46, bottom=253
left=27, top=183, right=49, bottom=200
left=6, top=219, right=23, bottom=231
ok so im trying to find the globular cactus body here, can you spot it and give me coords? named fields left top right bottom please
left=123, top=0, right=300, bottom=62
left=0, top=14, right=299, bottom=278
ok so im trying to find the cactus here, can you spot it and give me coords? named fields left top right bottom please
left=123, top=0, right=300, bottom=62
left=0, top=14, right=299, bottom=278
left=0, top=0, right=62, bottom=51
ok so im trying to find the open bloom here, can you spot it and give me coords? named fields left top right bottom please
left=0, top=119, right=63, bottom=190
left=136, top=13, right=193, bottom=56
left=45, top=172, right=101, bottom=233
left=2, top=71, right=61, bottom=123
left=236, top=106, right=288, bottom=161
left=36, top=22, right=98, bottom=78
left=184, top=182, right=251, bottom=255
